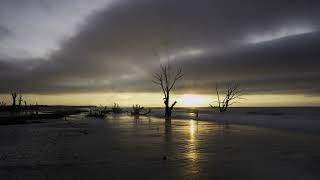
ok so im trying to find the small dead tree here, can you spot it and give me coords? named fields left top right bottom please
left=153, top=64, right=184, bottom=119
left=11, top=92, right=17, bottom=112
left=0, top=101, right=6, bottom=110
left=210, top=83, right=244, bottom=112
left=111, top=103, right=122, bottom=114
left=18, top=92, right=23, bottom=111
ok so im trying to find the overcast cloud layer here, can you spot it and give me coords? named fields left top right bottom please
left=0, top=0, right=320, bottom=95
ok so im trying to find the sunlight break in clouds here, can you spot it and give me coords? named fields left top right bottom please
left=172, top=48, right=204, bottom=60
left=177, top=94, right=212, bottom=107
left=247, top=26, right=315, bottom=44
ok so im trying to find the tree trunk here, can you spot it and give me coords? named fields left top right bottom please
left=164, top=97, right=172, bottom=119
left=11, top=93, right=17, bottom=112
left=165, top=106, right=172, bottom=118
left=164, top=94, right=172, bottom=120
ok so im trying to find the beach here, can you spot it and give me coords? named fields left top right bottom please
left=1, top=109, right=320, bottom=179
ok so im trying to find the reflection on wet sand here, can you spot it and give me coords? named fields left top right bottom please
left=165, top=120, right=172, bottom=142
left=163, top=119, right=205, bottom=178
left=186, top=120, right=198, bottom=161
left=2, top=114, right=320, bottom=179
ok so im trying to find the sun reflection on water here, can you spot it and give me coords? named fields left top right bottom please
left=186, top=120, right=198, bottom=161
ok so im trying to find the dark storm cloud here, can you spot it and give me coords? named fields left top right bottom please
left=0, top=25, right=12, bottom=39
left=0, top=0, right=320, bottom=95
left=182, top=32, right=320, bottom=94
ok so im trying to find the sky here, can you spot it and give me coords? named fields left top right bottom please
left=0, top=0, right=320, bottom=107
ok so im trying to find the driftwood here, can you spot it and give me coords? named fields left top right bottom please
left=87, top=106, right=110, bottom=118
left=130, top=104, right=151, bottom=116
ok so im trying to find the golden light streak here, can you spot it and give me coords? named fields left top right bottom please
left=0, top=93, right=319, bottom=107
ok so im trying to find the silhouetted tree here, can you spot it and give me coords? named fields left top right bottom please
left=18, top=91, right=23, bottom=111
left=0, top=101, right=5, bottom=110
left=35, top=102, right=39, bottom=114
left=112, top=103, right=122, bottom=114
left=11, top=92, right=17, bottom=112
left=153, top=63, right=184, bottom=119
left=210, top=83, right=244, bottom=112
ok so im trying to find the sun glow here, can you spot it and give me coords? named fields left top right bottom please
left=1, top=93, right=319, bottom=107
left=177, top=94, right=211, bottom=107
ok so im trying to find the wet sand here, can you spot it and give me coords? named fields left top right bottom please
left=1, top=114, right=320, bottom=180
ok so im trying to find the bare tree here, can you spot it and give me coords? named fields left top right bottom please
left=210, top=83, right=244, bottom=112
left=0, top=101, right=6, bottom=110
left=18, top=91, right=23, bottom=111
left=11, top=92, right=17, bottom=112
left=153, top=63, right=184, bottom=119
left=111, top=103, right=122, bottom=114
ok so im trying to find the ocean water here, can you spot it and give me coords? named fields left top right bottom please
left=147, top=107, right=320, bottom=133
left=149, top=106, right=320, bottom=118
left=0, top=112, right=320, bottom=179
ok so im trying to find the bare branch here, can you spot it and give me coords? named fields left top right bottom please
left=152, top=72, right=166, bottom=98
left=216, top=84, right=221, bottom=108
left=209, top=104, right=216, bottom=109
left=169, top=68, right=184, bottom=91
left=170, top=101, right=177, bottom=109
